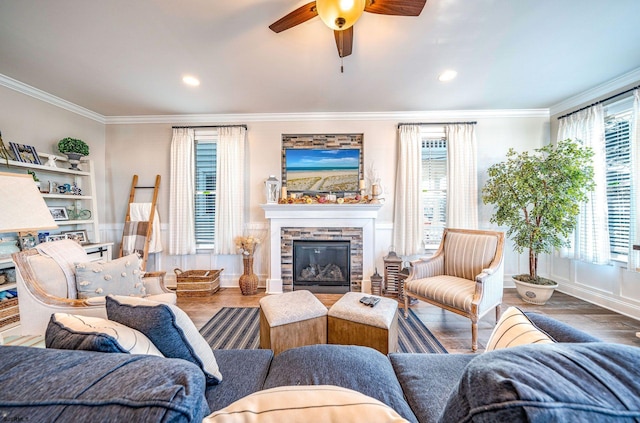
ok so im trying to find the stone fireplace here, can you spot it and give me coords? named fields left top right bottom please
left=261, top=204, right=382, bottom=294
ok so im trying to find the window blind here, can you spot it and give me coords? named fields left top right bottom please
left=194, top=140, right=217, bottom=248
left=604, top=114, right=631, bottom=258
left=422, top=139, right=447, bottom=246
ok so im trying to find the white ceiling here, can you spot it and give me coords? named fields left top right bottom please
left=1, top=0, right=639, bottom=117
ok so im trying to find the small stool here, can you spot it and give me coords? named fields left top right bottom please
left=259, top=290, right=328, bottom=356
left=328, top=292, right=399, bottom=354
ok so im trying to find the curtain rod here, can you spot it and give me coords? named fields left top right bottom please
left=557, top=84, right=640, bottom=120
left=172, top=124, right=248, bottom=130
left=397, top=121, right=477, bottom=128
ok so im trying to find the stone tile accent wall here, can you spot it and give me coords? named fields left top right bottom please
left=281, top=227, right=363, bottom=292
left=280, top=134, right=364, bottom=188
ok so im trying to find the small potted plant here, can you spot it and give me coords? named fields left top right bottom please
left=482, top=139, right=595, bottom=304
left=58, top=137, right=89, bottom=170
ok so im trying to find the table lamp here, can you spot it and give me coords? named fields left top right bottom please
left=0, top=172, right=58, bottom=242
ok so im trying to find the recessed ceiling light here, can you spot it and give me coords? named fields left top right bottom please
left=438, top=70, right=457, bottom=82
left=182, top=75, right=200, bottom=86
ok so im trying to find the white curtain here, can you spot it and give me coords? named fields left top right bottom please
left=629, top=90, right=640, bottom=271
left=392, top=125, right=423, bottom=256
left=215, top=126, right=246, bottom=255
left=557, top=105, right=611, bottom=265
left=169, top=128, right=196, bottom=255
left=445, top=124, right=478, bottom=229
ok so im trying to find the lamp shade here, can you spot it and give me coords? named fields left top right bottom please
left=0, top=172, right=58, bottom=233
left=316, top=0, right=366, bottom=30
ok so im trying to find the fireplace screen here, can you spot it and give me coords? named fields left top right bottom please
left=293, top=240, right=350, bottom=293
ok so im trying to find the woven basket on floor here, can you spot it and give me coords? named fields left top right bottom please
left=174, top=268, right=222, bottom=297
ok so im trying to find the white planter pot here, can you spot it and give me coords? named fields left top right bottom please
left=513, top=277, right=558, bottom=305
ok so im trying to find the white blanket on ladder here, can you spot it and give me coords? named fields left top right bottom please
left=129, top=203, right=163, bottom=253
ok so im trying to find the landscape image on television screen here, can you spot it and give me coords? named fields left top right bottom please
left=285, top=148, right=360, bottom=192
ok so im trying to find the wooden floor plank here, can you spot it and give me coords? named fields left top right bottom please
left=178, top=288, right=640, bottom=354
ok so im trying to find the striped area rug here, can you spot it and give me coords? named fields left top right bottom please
left=199, top=307, right=447, bottom=354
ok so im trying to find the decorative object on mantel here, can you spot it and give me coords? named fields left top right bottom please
left=264, top=175, right=280, bottom=204
left=235, top=234, right=261, bottom=295
left=482, top=139, right=595, bottom=305
left=57, top=137, right=89, bottom=170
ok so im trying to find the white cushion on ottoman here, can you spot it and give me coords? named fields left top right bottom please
left=259, top=290, right=328, bottom=327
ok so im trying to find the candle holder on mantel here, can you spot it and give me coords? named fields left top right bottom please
left=370, top=184, right=381, bottom=204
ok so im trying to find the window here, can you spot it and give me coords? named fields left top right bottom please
left=194, top=131, right=218, bottom=249
left=422, top=138, right=447, bottom=248
left=604, top=107, right=632, bottom=259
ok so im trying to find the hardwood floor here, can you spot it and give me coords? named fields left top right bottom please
left=178, top=288, right=640, bottom=354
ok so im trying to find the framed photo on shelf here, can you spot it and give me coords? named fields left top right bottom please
left=48, top=206, right=69, bottom=221
left=63, top=230, right=88, bottom=245
left=18, top=235, right=38, bottom=250
left=45, top=234, right=68, bottom=242
left=8, top=142, right=42, bottom=165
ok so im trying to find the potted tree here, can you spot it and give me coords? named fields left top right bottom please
left=482, top=139, right=595, bottom=304
left=58, top=137, right=89, bottom=170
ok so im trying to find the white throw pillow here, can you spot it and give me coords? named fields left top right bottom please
left=204, top=385, right=409, bottom=423
left=46, top=313, right=163, bottom=356
left=75, top=253, right=146, bottom=299
left=486, top=306, right=556, bottom=351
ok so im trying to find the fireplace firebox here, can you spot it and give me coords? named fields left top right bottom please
left=293, top=240, right=350, bottom=294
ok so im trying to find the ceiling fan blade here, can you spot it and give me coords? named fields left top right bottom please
left=334, top=27, right=353, bottom=58
left=269, top=2, right=318, bottom=33
left=364, top=0, right=427, bottom=16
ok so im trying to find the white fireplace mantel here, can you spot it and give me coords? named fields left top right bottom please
left=261, top=203, right=383, bottom=294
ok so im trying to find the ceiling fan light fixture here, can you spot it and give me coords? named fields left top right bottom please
left=316, top=0, right=366, bottom=30
left=438, top=70, right=458, bottom=82
left=182, top=75, right=200, bottom=86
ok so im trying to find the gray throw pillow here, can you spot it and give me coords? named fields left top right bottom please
left=75, top=253, right=146, bottom=299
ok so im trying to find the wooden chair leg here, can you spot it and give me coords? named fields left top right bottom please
left=404, top=294, right=409, bottom=318
left=471, top=320, right=478, bottom=352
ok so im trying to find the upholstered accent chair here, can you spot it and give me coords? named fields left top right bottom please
left=403, top=228, right=505, bottom=351
left=12, top=248, right=175, bottom=336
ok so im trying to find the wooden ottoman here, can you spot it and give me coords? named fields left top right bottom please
left=259, top=290, right=328, bottom=356
left=328, top=292, right=399, bottom=354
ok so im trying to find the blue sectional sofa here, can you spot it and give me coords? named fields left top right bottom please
left=0, top=313, right=639, bottom=422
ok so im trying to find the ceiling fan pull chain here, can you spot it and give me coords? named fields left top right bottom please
left=341, top=57, right=344, bottom=73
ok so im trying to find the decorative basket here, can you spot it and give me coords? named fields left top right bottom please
left=174, top=268, right=223, bottom=297
left=0, top=298, right=19, bottom=328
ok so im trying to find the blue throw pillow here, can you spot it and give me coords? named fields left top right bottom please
left=438, top=343, right=640, bottom=422
left=105, top=295, right=222, bottom=384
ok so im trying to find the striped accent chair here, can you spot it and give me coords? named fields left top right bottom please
left=404, top=228, right=505, bottom=351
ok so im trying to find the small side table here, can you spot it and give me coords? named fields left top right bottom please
left=397, top=268, right=418, bottom=306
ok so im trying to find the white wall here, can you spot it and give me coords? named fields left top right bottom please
left=104, top=115, right=549, bottom=289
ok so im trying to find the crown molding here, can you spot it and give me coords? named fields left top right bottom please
left=549, top=67, right=640, bottom=117
left=103, top=108, right=549, bottom=125
left=1, top=72, right=549, bottom=124
left=0, top=74, right=105, bottom=123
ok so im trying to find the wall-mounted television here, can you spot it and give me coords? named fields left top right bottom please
left=285, top=148, right=360, bottom=193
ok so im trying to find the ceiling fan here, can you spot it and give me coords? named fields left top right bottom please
left=269, top=0, right=427, bottom=59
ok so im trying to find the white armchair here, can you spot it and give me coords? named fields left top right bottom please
left=13, top=248, right=176, bottom=336
left=404, top=228, right=505, bottom=351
